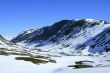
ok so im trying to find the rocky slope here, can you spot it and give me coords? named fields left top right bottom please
left=81, top=27, right=110, bottom=53
left=11, top=19, right=110, bottom=55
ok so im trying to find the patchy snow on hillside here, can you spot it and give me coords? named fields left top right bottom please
left=34, top=23, right=110, bottom=56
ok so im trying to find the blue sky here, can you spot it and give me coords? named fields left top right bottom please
left=0, top=0, right=110, bottom=37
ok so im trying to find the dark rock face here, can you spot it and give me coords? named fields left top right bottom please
left=11, top=20, right=71, bottom=43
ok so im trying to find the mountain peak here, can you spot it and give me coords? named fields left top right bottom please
left=11, top=19, right=110, bottom=55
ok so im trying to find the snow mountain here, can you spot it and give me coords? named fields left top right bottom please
left=1, top=19, right=110, bottom=73
left=81, top=26, right=110, bottom=53
left=0, top=34, right=25, bottom=51
left=11, top=19, right=110, bottom=55
left=0, top=35, right=11, bottom=48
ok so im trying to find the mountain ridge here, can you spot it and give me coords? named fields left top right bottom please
left=9, top=19, right=110, bottom=55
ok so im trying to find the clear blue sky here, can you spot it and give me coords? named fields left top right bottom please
left=0, top=0, right=110, bottom=37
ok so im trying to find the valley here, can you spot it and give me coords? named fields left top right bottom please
left=0, top=19, right=110, bottom=73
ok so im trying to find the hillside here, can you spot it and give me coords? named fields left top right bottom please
left=11, top=19, right=110, bottom=55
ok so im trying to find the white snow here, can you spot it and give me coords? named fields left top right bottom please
left=0, top=54, right=110, bottom=73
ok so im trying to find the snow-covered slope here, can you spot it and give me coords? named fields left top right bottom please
left=11, top=19, right=110, bottom=55
left=82, top=26, right=110, bottom=53
left=0, top=35, right=25, bottom=52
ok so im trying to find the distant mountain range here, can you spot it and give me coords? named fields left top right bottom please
left=0, top=19, right=110, bottom=55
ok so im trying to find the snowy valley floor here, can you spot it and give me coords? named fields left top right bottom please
left=0, top=53, right=110, bottom=73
